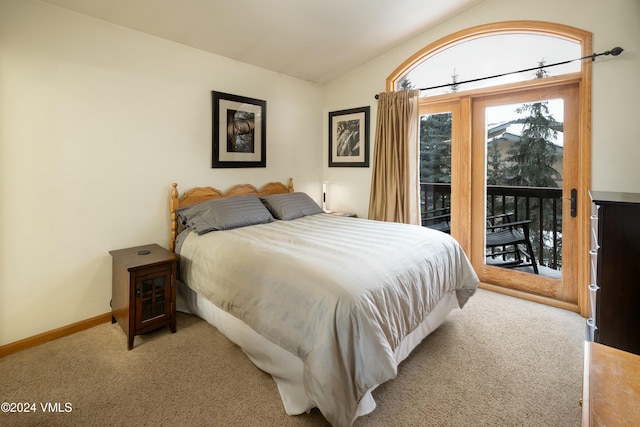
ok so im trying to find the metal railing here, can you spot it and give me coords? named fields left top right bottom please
left=420, top=182, right=563, bottom=270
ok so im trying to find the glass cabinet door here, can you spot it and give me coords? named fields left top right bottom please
left=135, top=268, right=171, bottom=328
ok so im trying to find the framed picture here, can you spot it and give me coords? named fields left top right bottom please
left=328, top=106, right=370, bottom=167
left=212, top=91, right=266, bottom=168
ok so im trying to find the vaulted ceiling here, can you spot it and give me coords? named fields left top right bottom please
left=40, top=0, right=482, bottom=84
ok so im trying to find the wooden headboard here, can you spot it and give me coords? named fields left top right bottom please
left=169, top=178, right=294, bottom=252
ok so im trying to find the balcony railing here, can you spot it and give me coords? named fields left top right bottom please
left=420, top=182, right=563, bottom=270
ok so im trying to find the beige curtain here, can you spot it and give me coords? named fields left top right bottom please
left=367, top=90, right=421, bottom=224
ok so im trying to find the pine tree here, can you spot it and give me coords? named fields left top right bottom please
left=503, top=61, right=562, bottom=188
left=449, top=68, right=460, bottom=93
left=419, top=113, right=452, bottom=183
left=397, top=75, right=415, bottom=90
left=419, top=113, right=452, bottom=212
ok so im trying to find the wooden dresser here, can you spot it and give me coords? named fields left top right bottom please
left=588, top=191, right=640, bottom=355
left=582, top=341, right=640, bottom=426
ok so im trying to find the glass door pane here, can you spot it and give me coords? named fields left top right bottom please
left=484, top=99, right=564, bottom=278
left=420, top=112, right=452, bottom=232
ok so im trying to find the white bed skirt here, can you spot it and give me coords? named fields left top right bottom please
left=177, top=281, right=460, bottom=421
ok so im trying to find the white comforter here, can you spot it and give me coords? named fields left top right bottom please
left=179, top=213, right=478, bottom=426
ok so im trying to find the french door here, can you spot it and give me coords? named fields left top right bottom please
left=421, top=79, right=588, bottom=311
left=470, top=83, right=582, bottom=307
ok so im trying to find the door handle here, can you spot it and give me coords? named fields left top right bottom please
left=570, top=188, right=577, bottom=217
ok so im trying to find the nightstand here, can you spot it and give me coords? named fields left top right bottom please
left=109, top=244, right=178, bottom=350
left=327, top=211, right=357, bottom=218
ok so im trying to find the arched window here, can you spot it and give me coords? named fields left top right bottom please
left=388, top=21, right=591, bottom=96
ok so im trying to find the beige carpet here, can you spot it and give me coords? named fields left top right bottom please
left=0, top=289, right=585, bottom=426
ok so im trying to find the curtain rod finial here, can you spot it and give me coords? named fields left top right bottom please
left=609, top=47, right=623, bottom=56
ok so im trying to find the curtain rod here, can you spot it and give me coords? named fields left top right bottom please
left=374, top=47, right=623, bottom=99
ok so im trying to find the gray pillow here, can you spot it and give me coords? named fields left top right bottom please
left=261, top=192, right=324, bottom=220
left=176, top=195, right=273, bottom=235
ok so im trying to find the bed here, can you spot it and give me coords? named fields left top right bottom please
left=169, top=178, right=479, bottom=426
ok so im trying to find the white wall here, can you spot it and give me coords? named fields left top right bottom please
left=0, top=0, right=323, bottom=345
left=323, top=0, right=640, bottom=217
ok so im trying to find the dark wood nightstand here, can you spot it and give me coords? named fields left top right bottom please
left=327, top=211, right=357, bottom=218
left=109, top=244, right=178, bottom=350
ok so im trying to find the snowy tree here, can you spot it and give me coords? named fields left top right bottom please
left=503, top=61, right=562, bottom=188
